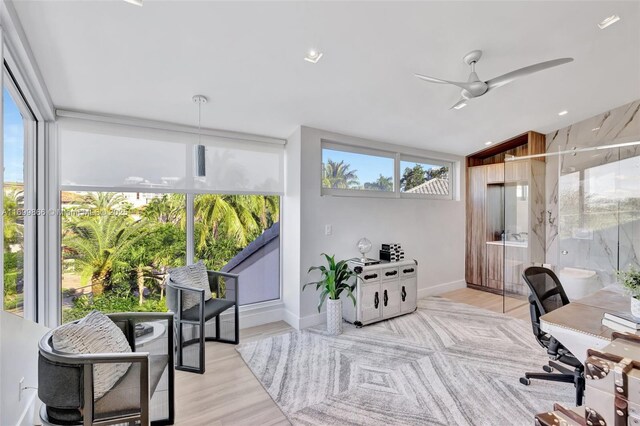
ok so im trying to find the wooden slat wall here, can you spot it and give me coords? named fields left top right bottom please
left=465, top=166, right=486, bottom=286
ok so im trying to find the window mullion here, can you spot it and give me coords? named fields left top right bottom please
left=186, top=193, right=195, bottom=264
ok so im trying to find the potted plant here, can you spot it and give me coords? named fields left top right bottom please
left=617, top=268, right=640, bottom=318
left=304, top=254, right=358, bottom=335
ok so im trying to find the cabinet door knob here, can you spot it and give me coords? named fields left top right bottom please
left=401, top=286, right=406, bottom=302
left=383, top=290, right=388, bottom=306
left=385, top=270, right=398, bottom=277
left=374, top=292, right=379, bottom=309
left=364, top=273, right=378, bottom=280
left=403, top=268, right=414, bottom=274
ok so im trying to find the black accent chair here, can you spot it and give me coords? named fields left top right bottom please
left=520, top=266, right=585, bottom=406
left=167, top=270, right=239, bottom=374
left=38, top=312, right=175, bottom=426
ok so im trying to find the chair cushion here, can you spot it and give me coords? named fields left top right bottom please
left=181, top=297, right=235, bottom=322
left=52, top=310, right=132, bottom=400
left=168, top=261, right=212, bottom=310
left=45, top=354, right=168, bottom=423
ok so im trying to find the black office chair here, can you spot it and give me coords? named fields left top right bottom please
left=520, top=266, right=585, bottom=406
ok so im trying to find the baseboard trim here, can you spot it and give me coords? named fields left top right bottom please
left=418, top=279, right=466, bottom=299
left=299, top=311, right=325, bottom=329
left=233, top=303, right=285, bottom=329
left=283, top=309, right=301, bottom=330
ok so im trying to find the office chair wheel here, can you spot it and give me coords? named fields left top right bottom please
left=543, top=365, right=554, bottom=373
left=519, top=377, right=530, bottom=386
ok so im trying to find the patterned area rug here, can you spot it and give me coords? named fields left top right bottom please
left=236, top=297, right=574, bottom=425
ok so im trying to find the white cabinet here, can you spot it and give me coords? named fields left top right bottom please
left=359, top=282, right=382, bottom=323
left=343, top=259, right=418, bottom=327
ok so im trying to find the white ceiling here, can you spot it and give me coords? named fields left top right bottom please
left=12, top=1, right=640, bottom=156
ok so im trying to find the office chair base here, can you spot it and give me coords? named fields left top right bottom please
left=520, top=371, right=584, bottom=406
left=542, top=365, right=553, bottom=373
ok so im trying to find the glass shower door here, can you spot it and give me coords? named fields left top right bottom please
left=556, top=144, right=640, bottom=300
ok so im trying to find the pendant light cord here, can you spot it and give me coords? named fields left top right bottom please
left=198, top=100, right=202, bottom=145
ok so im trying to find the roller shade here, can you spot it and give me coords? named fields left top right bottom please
left=58, top=117, right=284, bottom=194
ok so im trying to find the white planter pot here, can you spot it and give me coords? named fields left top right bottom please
left=631, top=297, right=640, bottom=319
left=326, top=299, right=343, bottom=335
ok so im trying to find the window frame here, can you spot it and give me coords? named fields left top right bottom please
left=398, top=154, right=455, bottom=201
left=321, top=140, right=456, bottom=200
left=321, top=141, right=397, bottom=198
left=2, top=66, right=38, bottom=320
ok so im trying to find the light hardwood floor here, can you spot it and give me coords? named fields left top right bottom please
left=442, top=287, right=531, bottom=321
left=173, top=287, right=529, bottom=425
left=174, top=321, right=293, bottom=425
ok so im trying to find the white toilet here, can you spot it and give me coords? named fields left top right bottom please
left=559, top=267, right=602, bottom=300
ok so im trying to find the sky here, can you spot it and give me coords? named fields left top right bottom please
left=322, top=148, right=442, bottom=185
left=4, top=87, right=24, bottom=184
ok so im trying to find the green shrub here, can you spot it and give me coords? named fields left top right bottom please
left=62, top=293, right=167, bottom=323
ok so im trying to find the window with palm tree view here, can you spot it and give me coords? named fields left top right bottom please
left=322, top=148, right=395, bottom=191
left=321, top=145, right=452, bottom=197
left=61, top=191, right=280, bottom=323
left=3, top=85, right=33, bottom=317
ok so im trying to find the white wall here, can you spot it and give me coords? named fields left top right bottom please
left=283, top=126, right=466, bottom=329
left=1, top=311, right=49, bottom=426
left=282, top=127, right=302, bottom=327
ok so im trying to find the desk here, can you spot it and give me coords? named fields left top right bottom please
left=540, top=286, right=636, bottom=363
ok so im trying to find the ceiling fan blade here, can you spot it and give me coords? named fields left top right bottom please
left=486, top=58, right=573, bottom=90
left=414, top=73, right=474, bottom=91
left=449, top=98, right=468, bottom=110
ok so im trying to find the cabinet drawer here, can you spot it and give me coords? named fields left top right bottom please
left=381, top=267, right=399, bottom=280
left=400, top=265, right=416, bottom=278
left=361, top=271, right=381, bottom=283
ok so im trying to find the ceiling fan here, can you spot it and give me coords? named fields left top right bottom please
left=415, top=50, right=573, bottom=110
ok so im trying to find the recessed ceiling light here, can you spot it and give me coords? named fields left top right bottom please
left=453, top=102, right=467, bottom=110
left=485, top=141, right=493, bottom=146
left=123, top=0, right=143, bottom=6
left=598, top=15, right=620, bottom=29
left=304, top=49, right=323, bottom=64
left=592, top=127, right=601, bottom=132
left=558, top=110, right=568, bottom=116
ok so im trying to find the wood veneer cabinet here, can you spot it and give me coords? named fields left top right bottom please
left=465, top=131, right=545, bottom=294
left=465, top=166, right=487, bottom=287
left=486, top=163, right=504, bottom=184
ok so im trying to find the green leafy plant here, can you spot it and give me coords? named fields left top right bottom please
left=304, top=254, right=359, bottom=312
left=617, top=268, right=640, bottom=298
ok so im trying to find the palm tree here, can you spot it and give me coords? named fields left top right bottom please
left=250, top=195, right=280, bottom=228
left=81, top=192, right=128, bottom=212
left=322, top=160, right=359, bottom=189
left=128, top=246, right=165, bottom=305
left=3, top=188, right=24, bottom=250
left=63, top=214, right=143, bottom=296
left=141, top=194, right=186, bottom=227
left=364, top=175, right=393, bottom=191
left=194, top=194, right=260, bottom=249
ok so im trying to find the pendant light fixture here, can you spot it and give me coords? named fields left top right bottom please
left=192, top=95, right=207, bottom=177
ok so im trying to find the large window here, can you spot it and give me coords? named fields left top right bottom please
left=57, top=117, right=285, bottom=323
left=60, top=192, right=281, bottom=322
left=321, top=141, right=454, bottom=199
left=3, top=77, right=36, bottom=318
left=194, top=194, right=280, bottom=305
left=60, top=192, right=186, bottom=323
